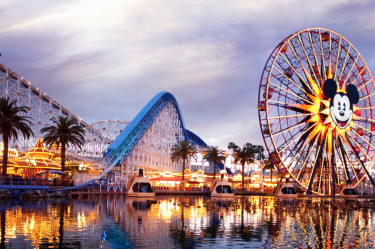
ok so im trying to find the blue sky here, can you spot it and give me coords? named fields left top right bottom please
left=1, top=0, right=375, bottom=149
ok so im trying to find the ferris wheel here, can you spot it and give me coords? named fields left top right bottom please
left=258, top=27, right=375, bottom=195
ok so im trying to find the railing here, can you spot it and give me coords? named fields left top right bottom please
left=0, top=177, right=49, bottom=186
left=356, top=182, right=375, bottom=195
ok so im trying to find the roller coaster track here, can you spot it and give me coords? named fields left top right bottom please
left=0, top=61, right=206, bottom=192
left=61, top=91, right=206, bottom=192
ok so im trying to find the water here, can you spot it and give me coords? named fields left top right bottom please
left=0, top=196, right=374, bottom=248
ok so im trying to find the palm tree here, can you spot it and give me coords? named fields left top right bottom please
left=41, top=116, right=85, bottom=178
left=203, top=146, right=226, bottom=181
left=170, top=140, right=197, bottom=187
left=229, top=142, right=256, bottom=190
left=0, top=97, right=33, bottom=176
left=263, top=158, right=275, bottom=183
left=254, top=145, right=267, bottom=187
left=254, top=145, right=265, bottom=163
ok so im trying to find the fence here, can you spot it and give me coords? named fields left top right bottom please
left=356, top=182, right=375, bottom=195
left=0, top=177, right=49, bottom=186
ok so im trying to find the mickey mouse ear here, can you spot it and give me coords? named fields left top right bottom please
left=346, top=84, right=359, bottom=104
left=323, top=79, right=337, bottom=99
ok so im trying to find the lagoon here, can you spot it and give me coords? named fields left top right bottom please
left=0, top=196, right=374, bottom=248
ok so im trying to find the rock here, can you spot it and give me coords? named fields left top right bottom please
left=49, top=190, right=66, bottom=198
left=0, top=189, right=11, bottom=198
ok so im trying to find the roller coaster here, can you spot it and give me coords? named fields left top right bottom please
left=0, top=62, right=207, bottom=192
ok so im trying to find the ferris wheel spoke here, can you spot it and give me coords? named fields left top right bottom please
left=297, top=33, right=320, bottom=86
left=267, top=99, right=312, bottom=114
left=336, top=137, right=352, bottom=184
left=288, top=145, right=311, bottom=176
left=308, top=31, right=323, bottom=88
left=293, top=134, right=319, bottom=180
left=268, top=120, right=307, bottom=138
left=357, top=79, right=372, bottom=91
left=339, top=137, right=361, bottom=182
left=358, top=118, right=375, bottom=124
left=288, top=40, right=317, bottom=86
left=338, top=45, right=351, bottom=85
left=279, top=123, right=316, bottom=157
left=351, top=66, right=367, bottom=86
left=317, top=161, right=324, bottom=194
left=302, top=32, right=321, bottom=85
left=359, top=90, right=375, bottom=101
left=346, top=134, right=370, bottom=181
left=333, top=143, right=341, bottom=188
left=342, top=55, right=359, bottom=86
left=272, top=64, right=313, bottom=98
left=277, top=53, right=317, bottom=97
left=347, top=132, right=370, bottom=159
left=351, top=125, right=375, bottom=150
left=332, top=36, right=342, bottom=81
left=321, top=141, right=330, bottom=194
left=306, top=135, right=325, bottom=193
left=268, top=113, right=311, bottom=120
left=318, top=30, right=327, bottom=78
left=332, top=145, right=341, bottom=186
left=328, top=31, right=333, bottom=65
left=345, top=133, right=375, bottom=187
left=268, top=82, right=314, bottom=104
left=357, top=106, right=375, bottom=111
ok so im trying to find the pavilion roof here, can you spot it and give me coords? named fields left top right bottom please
left=13, top=158, right=60, bottom=170
left=25, top=138, right=54, bottom=157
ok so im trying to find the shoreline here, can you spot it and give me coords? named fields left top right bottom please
left=1, top=186, right=375, bottom=199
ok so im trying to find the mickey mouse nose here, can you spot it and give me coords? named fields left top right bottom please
left=339, top=111, right=345, bottom=116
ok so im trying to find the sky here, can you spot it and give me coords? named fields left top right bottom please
left=1, top=0, right=375, bottom=150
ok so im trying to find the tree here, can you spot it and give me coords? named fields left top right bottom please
left=254, top=145, right=265, bottom=163
left=0, top=97, right=33, bottom=176
left=229, top=142, right=256, bottom=190
left=253, top=145, right=267, bottom=184
left=228, top=142, right=240, bottom=152
left=41, top=116, right=85, bottom=178
left=203, top=146, right=227, bottom=181
left=170, top=140, right=197, bottom=187
left=262, top=156, right=275, bottom=183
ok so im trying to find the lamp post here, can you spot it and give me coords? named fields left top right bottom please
left=79, top=163, right=86, bottom=185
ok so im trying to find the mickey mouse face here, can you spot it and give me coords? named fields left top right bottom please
left=323, top=79, right=359, bottom=129
left=330, top=94, right=352, bottom=128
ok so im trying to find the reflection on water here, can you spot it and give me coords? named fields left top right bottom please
left=0, top=196, right=374, bottom=248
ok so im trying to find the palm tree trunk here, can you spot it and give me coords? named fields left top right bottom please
left=61, top=143, right=66, bottom=182
left=242, top=162, right=245, bottom=190
left=2, top=134, right=8, bottom=176
left=182, top=159, right=185, bottom=190
left=213, top=159, right=216, bottom=181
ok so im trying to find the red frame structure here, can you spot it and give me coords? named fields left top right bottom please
left=258, top=28, right=375, bottom=195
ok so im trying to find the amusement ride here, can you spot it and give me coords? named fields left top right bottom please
left=258, top=27, right=375, bottom=195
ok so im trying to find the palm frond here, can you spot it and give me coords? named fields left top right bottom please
left=0, top=97, right=33, bottom=175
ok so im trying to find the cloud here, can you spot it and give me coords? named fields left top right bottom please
left=1, top=0, right=375, bottom=151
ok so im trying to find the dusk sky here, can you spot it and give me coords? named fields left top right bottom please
left=1, top=0, right=375, bottom=150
